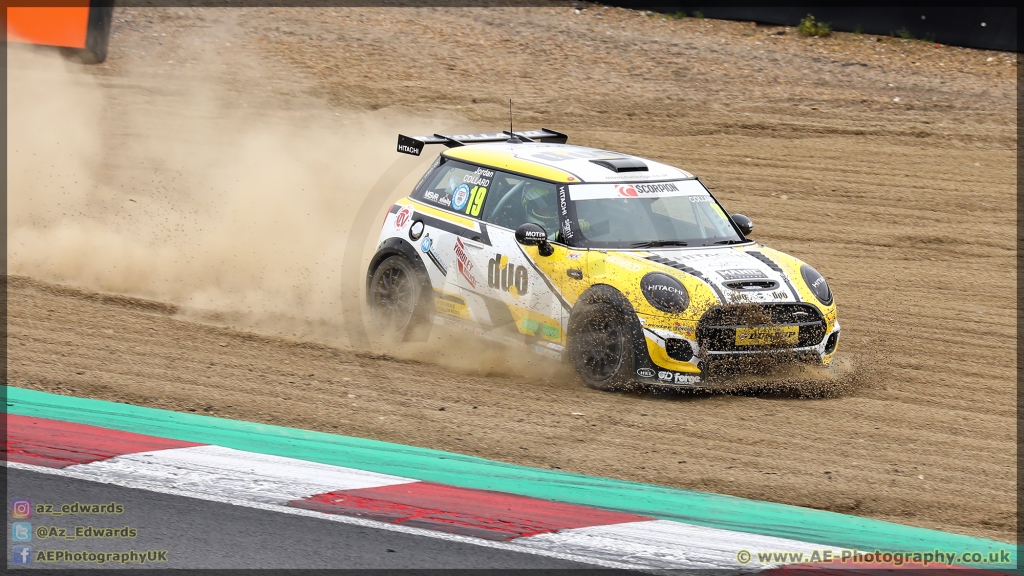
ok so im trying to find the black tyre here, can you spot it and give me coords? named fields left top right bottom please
left=567, top=298, right=637, bottom=391
left=368, top=256, right=425, bottom=340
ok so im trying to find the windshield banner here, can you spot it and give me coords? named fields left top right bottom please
left=569, top=179, right=708, bottom=200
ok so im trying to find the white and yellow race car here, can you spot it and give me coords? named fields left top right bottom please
left=367, top=129, right=839, bottom=390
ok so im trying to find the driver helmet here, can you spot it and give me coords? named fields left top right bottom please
left=521, top=182, right=558, bottom=232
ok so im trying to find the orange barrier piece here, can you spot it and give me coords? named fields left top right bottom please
left=6, top=6, right=91, bottom=49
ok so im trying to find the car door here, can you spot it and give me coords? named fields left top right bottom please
left=476, top=171, right=570, bottom=350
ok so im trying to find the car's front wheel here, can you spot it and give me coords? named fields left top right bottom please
left=368, top=255, right=425, bottom=340
left=567, top=297, right=637, bottom=391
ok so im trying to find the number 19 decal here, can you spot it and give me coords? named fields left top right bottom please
left=466, top=186, right=487, bottom=217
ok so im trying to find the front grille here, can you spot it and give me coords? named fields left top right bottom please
left=697, top=303, right=825, bottom=352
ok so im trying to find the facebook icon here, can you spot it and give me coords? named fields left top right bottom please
left=12, top=545, right=33, bottom=565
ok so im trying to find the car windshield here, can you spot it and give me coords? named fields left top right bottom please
left=569, top=180, right=745, bottom=248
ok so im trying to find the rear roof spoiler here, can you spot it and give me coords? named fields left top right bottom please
left=397, top=128, right=568, bottom=156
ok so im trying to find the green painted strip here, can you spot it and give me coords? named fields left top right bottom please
left=6, top=386, right=1015, bottom=569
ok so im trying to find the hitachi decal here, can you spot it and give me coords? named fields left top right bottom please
left=558, top=185, right=573, bottom=239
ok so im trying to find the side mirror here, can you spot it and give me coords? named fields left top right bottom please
left=731, top=213, right=753, bottom=236
left=515, top=223, right=554, bottom=257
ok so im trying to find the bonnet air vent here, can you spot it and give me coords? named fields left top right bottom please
left=589, top=158, right=649, bottom=173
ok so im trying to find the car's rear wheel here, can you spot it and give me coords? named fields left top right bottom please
left=568, top=299, right=636, bottom=391
left=368, top=256, right=424, bottom=339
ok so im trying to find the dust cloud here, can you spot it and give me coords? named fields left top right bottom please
left=6, top=43, right=430, bottom=346
left=5, top=43, right=567, bottom=379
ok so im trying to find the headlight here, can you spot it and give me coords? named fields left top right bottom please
left=800, top=265, right=833, bottom=306
left=640, top=272, right=689, bottom=313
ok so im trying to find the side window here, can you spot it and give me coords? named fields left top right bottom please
left=482, top=175, right=559, bottom=237
left=480, top=172, right=523, bottom=223
left=414, top=160, right=493, bottom=218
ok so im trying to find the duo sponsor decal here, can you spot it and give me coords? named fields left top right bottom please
left=453, top=238, right=477, bottom=288
left=488, top=254, right=529, bottom=298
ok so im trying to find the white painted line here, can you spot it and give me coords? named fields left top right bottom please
left=514, top=519, right=835, bottom=570
left=6, top=461, right=640, bottom=570
left=59, top=445, right=417, bottom=504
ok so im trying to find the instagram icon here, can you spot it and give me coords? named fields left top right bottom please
left=11, top=499, right=32, bottom=519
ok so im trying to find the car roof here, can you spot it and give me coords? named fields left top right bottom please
left=442, top=142, right=693, bottom=184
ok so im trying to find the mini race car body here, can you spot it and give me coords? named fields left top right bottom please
left=367, top=129, right=839, bottom=390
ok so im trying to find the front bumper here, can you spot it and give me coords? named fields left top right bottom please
left=634, top=306, right=840, bottom=388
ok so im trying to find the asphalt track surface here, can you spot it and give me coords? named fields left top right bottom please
left=5, top=467, right=604, bottom=570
